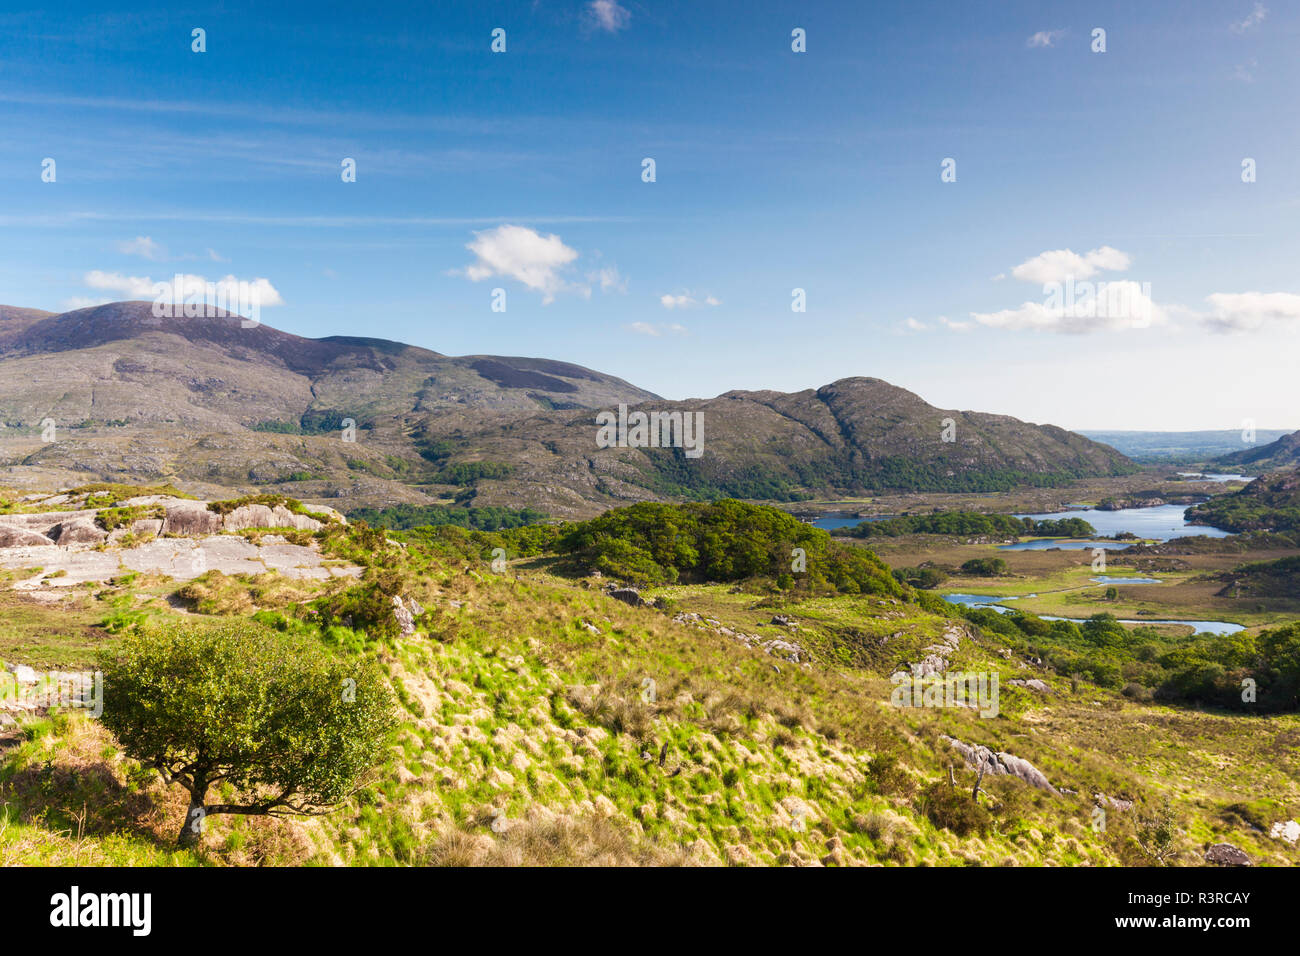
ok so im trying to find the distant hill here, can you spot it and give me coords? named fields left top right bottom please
left=1212, top=429, right=1300, bottom=472
left=0, top=301, right=1132, bottom=516
left=1079, top=429, right=1294, bottom=463
left=1186, top=467, right=1300, bottom=533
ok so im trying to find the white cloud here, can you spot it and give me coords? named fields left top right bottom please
left=1231, top=3, right=1267, bottom=33
left=939, top=316, right=973, bottom=332
left=901, top=317, right=927, bottom=332
left=1027, top=30, right=1065, bottom=48
left=461, top=224, right=580, bottom=303
left=85, top=270, right=159, bottom=297
left=115, top=236, right=164, bottom=260
left=82, top=270, right=284, bottom=308
left=1009, top=245, right=1131, bottom=284
left=587, top=0, right=631, bottom=33
left=659, top=291, right=720, bottom=309
left=628, top=322, right=686, bottom=337
left=63, top=296, right=112, bottom=310
left=971, top=280, right=1163, bottom=333
left=207, top=248, right=228, bottom=262
left=1203, top=291, right=1300, bottom=332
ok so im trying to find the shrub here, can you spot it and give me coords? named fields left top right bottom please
left=917, top=780, right=993, bottom=836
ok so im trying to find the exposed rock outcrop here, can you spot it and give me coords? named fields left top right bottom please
left=1204, top=843, right=1252, bottom=866
left=391, top=595, right=424, bottom=636
left=222, top=504, right=321, bottom=531
left=941, top=735, right=1058, bottom=794
left=605, top=586, right=646, bottom=607
left=0, top=526, right=53, bottom=547
left=895, top=623, right=966, bottom=679
left=161, top=504, right=223, bottom=536
left=49, top=517, right=107, bottom=545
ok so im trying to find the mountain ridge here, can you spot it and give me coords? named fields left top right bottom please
left=0, top=301, right=1132, bottom=516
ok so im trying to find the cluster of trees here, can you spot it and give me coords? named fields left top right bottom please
left=552, top=499, right=903, bottom=594
left=435, top=461, right=515, bottom=485
left=638, top=453, right=811, bottom=502
left=1186, top=483, right=1300, bottom=533
left=892, top=566, right=948, bottom=589
left=348, top=503, right=547, bottom=531
left=960, top=557, right=1008, bottom=576
left=847, top=512, right=1095, bottom=539
left=960, top=607, right=1300, bottom=712
left=251, top=409, right=359, bottom=436
left=634, top=455, right=1134, bottom=503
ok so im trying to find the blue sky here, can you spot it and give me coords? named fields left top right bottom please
left=0, top=0, right=1296, bottom=430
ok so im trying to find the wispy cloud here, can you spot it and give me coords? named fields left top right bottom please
left=628, top=322, right=687, bottom=337
left=586, top=1, right=631, bottom=33
left=1230, top=3, right=1267, bottom=33
left=660, top=292, right=721, bottom=309
left=114, top=235, right=164, bottom=260
left=0, top=211, right=631, bottom=229
left=1027, top=30, right=1066, bottom=48
left=587, top=266, right=628, bottom=293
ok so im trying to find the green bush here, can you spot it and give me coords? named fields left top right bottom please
left=918, top=781, right=992, bottom=836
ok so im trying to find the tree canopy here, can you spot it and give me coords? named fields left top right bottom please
left=98, top=619, right=398, bottom=846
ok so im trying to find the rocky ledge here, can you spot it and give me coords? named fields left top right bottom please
left=0, top=494, right=357, bottom=587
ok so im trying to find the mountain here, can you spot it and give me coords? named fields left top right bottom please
left=439, top=377, right=1133, bottom=513
left=1213, top=429, right=1300, bottom=472
left=0, top=301, right=1132, bottom=516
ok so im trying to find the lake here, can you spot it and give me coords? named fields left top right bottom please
left=814, top=502, right=1234, bottom=543
left=1177, top=472, right=1254, bottom=483
left=812, top=514, right=891, bottom=531
left=1001, top=503, right=1233, bottom=550
left=940, top=593, right=1243, bottom=635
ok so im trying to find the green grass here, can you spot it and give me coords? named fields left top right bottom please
left=2, top=499, right=1298, bottom=867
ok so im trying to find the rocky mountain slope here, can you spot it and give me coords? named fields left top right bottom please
left=0, top=302, right=1131, bottom=516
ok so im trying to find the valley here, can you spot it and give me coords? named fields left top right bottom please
left=0, top=302, right=1297, bottom=871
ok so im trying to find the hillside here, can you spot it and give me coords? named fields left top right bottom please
left=1186, top=468, right=1300, bottom=533
left=1214, top=429, right=1300, bottom=472
left=0, top=302, right=1132, bottom=517
left=1, top=490, right=1297, bottom=868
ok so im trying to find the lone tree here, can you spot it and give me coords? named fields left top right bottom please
left=98, top=619, right=398, bottom=847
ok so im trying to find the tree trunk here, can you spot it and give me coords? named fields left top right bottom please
left=177, top=776, right=208, bottom=848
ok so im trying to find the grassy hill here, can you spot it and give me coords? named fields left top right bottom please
left=2, top=492, right=1297, bottom=867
